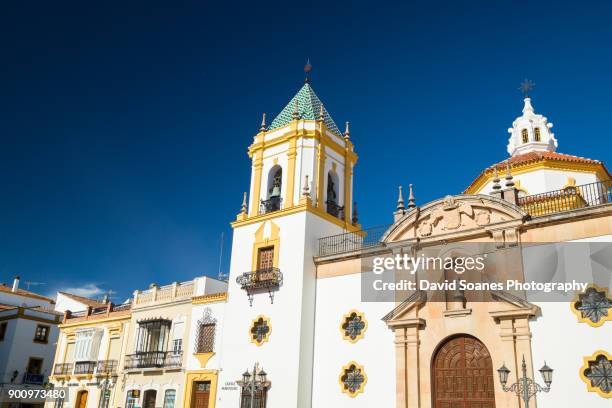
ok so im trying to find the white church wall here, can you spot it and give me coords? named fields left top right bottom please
left=312, top=272, right=396, bottom=407
left=529, top=234, right=612, bottom=407
left=217, top=213, right=310, bottom=408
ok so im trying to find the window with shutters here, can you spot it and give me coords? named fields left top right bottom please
left=521, top=128, right=529, bottom=143
left=257, top=247, right=274, bottom=270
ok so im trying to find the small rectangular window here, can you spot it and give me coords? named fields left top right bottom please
left=0, top=322, right=7, bottom=341
left=34, top=325, right=50, bottom=343
left=172, top=338, right=182, bottom=354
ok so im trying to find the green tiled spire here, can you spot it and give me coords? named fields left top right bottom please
left=269, top=83, right=342, bottom=136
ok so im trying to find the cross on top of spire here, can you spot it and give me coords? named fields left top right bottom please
left=518, top=79, right=535, bottom=97
left=304, top=58, right=312, bottom=83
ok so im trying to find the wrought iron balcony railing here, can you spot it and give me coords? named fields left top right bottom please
left=96, top=359, right=117, bottom=375
left=236, top=267, right=283, bottom=305
left=260, top=196, right=282, bottom=214
left=318, top=225, right=389, bottom=257
left=317, top=181, right=612, bottom=257
left=74, top=361, right=96, bottom=375
left=517, top=179, right=612, bottom=217
left=53, top=363, right=73, bottom=376
left=125, top=351, right=183, bottom=370
left=23, top=373, right=45, bottom=385
left=326, top=200, right=345, bottom=220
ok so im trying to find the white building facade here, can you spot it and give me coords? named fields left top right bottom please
left=0, top=277, right=62, bottom=408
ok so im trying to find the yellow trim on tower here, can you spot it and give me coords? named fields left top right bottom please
left=343, top=148, right=353, bottom=222
left=250, top=151, right=264, bottom=217
left=338, top=361, right=367, bottom=398
left=183, top=370, right=219, bottom=408
left=230, top=200, right=361, bottom=232
left=248, top=125, right=358, bottom=165
left=570, top=284, right=612, bottom=328
left=251, top=221, right=280, bottom=271
left=579, top=350, right=612, bottom=398
left=285, top=137, right=297, bottom=207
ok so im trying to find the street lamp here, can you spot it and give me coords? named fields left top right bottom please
left=97, top=371, right=118, bottom=408
left=498, top=355, right=552, bottom=408
left=237, top=363, right=270, bottom=408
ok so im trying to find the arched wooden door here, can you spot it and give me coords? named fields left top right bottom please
left=432, top=335, right=496, bottom=408
left=76, top=390, right=88, bottom=408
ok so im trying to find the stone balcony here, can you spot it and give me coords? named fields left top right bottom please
left=133, top=280, right=195, bottom=306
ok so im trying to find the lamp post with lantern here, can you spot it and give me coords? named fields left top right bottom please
left=497, top=355, right=553, bottom=408
left=237, top=363, right=270, bottom=408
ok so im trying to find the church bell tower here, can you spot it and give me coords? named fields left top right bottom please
left=216, top=66, right=360, bottom=408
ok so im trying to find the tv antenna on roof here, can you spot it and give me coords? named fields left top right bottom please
left=24, top=281, right=46, bottom=291
left=217, top=232, right=229, bottom=281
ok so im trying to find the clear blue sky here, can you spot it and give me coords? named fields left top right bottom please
left=2, top=1, right=612, bottom=301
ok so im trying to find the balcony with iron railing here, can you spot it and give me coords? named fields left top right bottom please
left=236, top=267, right=283, bottom=305
left=22, top=373, right=45, bottom=385
left=317, top=180, right=612, bottom=257
left=124, top=350, right=183, bottom=370
left=73, top=361, right=96, bottom=375
left=53, top=363, right=73, bottom=377
left=516, top=179, right=612, bottom=217
left=260, top=196, right=282, bottom=214
left=96, top=359, right=118, bottom=375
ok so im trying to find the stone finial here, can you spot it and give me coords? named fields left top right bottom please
left=260, top=113, right=266, bottom=132
left=407, top=184, right=416, bottom=209
left=397, top=185, right=405, bottom=210
left=302, top=175, right=310, bottom=197
left=240, top=192, right=248, bottom=214
left=352, top=201, right=358, bottom=224
left=292, top=99, right=300, bottom=120
left=319, top=104, right=325, bottom=120
left=492, top=166, right=502, bottom=191
left=504, top=160, right=515, bottom=188
left=344, top=121, right=350, bottom=140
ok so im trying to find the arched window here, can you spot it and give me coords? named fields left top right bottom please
left=261, top=166, right=282, bottom=213
left=534, top=127, right=541, bottom=142
left=521, top=129, right=529, bottom=143
left=326, top=171, right=344, bottom=220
